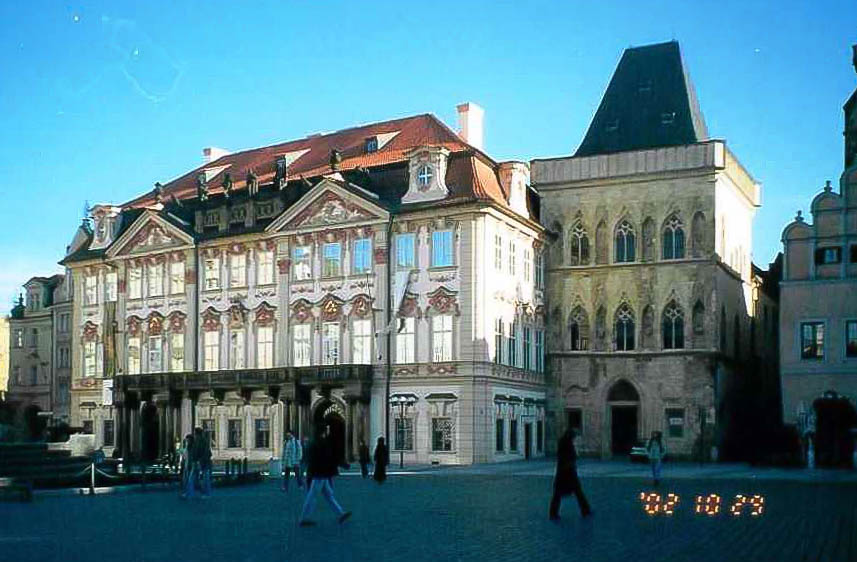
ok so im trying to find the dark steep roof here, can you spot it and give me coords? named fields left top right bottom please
left=575, top=41, right=708, bottom=157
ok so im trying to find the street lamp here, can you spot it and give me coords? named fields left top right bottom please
left=390, top=394, right=416, bottom=469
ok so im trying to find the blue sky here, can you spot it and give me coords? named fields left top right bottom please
left=0, top=1, right=854, bottom=313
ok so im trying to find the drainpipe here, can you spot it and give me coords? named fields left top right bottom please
left=385, top=215, right=393, bottom=445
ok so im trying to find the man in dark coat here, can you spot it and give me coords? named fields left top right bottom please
left=373, top=437, right=389, bottom=483
left=549, top=429, right=592, bottom=520
left=358, top=440, right=371, bottom=478
left=298, top=425, right=351, bottom=526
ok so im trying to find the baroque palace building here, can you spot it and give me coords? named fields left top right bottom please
left=531, top=42, right=766, bottom=459
left=61, top=104, right=548, bottom=464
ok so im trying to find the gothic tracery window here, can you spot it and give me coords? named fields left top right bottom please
left=662, top=215, right=686, bottom=260
left=614, top=303, right=635, bottom=351
left=568, top=306, right=590, bottom=351
left=614, top=220, right=636, bottom=263
left=569, top=222, right=590, bottom=266
left=662, top=300, right=685, bottom=349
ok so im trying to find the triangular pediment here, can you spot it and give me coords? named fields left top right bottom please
left=266, top=178, right=389, bottom=233
left=106, top=211, right=195, bottom=258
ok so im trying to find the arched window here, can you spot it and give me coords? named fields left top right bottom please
left=662, top=301, right=685, bottom=349
left=662, top=215, right=685, bottom=259
left=614, top=303, right=635, bottom=351
left=614, top=220, right=636, bottom=263
left=691, top=212, right=705, bottom=257
left=569, top=223, right=590, bottom=266
left=642, top=217, right=655, bottom=261
left=568, top=306, right=590, bottom=350
left=595, top=220, right=608, bottom=264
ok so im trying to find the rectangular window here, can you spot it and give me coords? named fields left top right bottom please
left=394, top=417, right=414, bottom=451
left=148, top=335, right=163, bottom=373
left=508, top=241, right=516, bottom=276
left=352, top=238, right=372, bottom=275
left=293, top=324, right=311, bottom=367
left=257, top=251, right=274, bottom=285
left=567, top=409, right=582, bottom=436
left=396, top=233, right=416, bottom=270
left=535, top=330, right=544, bottom=372
left=666, top=408, right=685, bottom=438
left=129, top=267, right=142, bottom=299
left=229, top=330, right=245, bottom=369
left=537, top=420, right=544, bottom=453
left=352, top=319, right=372, bottom=364
left=230, top=254, right=246, bottom=287
left=495, top=418, right=505, bottom=452
left=126, top=337, right=140, bottom=375
left=323, top=243, right=342, bottom=277
left=105, top=272, right=117, bottom=302
left=431, top=418, right=454, bottom=452
left=524, top=249, right=531, bottom=282
left=148, top=263, right=164, bottom=297
left=228, top=419, right=242, bottom=448
left=801, top=322, right=824, bottom=359
left=14, top=329, right=23, bottom=348
left=396, top=317, right=415, bottom=363
left=30, top=365, right=38, bottom=385
left=510, top=419, right=518, bottom=451
left=204, top=258, right=220, bottom=290
left=254, top=419, right=270, bottom=449
left=169, top=261, right=185, bottom=294
left=846, top=321, right=857, bottom=358
left=103, top=420, right=115, bottom=447
left=494, top=319, right=504, bottom=364
left=85, top=275, right=97, bottom=305
left=494, top=235, right=503, bottom=271
left=82, top=420, right=93, bottom=435
left=257, top=326, right=274, bottom=368
left=29, top=328, right=38, bottom=347
left=322, top=322, right=340, bottom=365
left=508, top=322, right=517, bottom=367
left=431, top=230, right=453, bottom=267
left=432, top=315, right=453, bottom=362
left=202, top=419, right=217, bottom=449
left=814, top=247, right=842, bottom=265
left=292, top=246, right=312, bottom=280
left=535, top=252, right=544, bottom=289
left=523, top=327, right=532, bottom=370
left=170, top=332, right=184, bottom=372
left=204, top=331, right=219, bottom=371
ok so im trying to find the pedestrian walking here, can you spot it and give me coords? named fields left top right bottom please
left=373, top=436, right=389, bottom=484
left=300, top=437, right=311, bottom=489
left=647, top=431, right=667, bottom=486
left=549, top=429, right=592, bottom=521
left=358, top=440, right=371, bottom=479
left=182, top=432, right=198, bottom=499
left=298, top=425, right=352, bottom=527
left=194, top=427, right=213, bottom=498
left=281, top=432, right=304, bottom=491
left=178, top=434, right=193, bottom=497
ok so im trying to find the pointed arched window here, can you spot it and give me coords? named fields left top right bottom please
left=568, top=306, right=590, bottom=350
left=662, top=215, right=685, bottom=259
left=662, top=301, right=685, bottom=349
left=614, top=303, right=635, bottom=351
left=614, top=220, right=636, bottom=263
left=569, top=223, right=590, bottom=266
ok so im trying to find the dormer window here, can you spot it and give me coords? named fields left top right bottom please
left=417, top=165, right=433, bottom=188
left=605, top=119, right=619, bottom=133
left=365, top=137, right=379, bottom=153
left=275, top=156, right=287, bottom=189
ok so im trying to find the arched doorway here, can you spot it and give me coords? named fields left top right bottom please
left=813, top=393, right=857, bottom=468
left=140, top=402, right=160, bottom=463
left=313, top=399, right=347, bottom=465
left=608, top=380, right=640, bottom=456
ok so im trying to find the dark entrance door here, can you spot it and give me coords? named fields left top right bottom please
left=524, top=423, right=532, bottom=460
left=813, top=395, right=857, bottom=468
left=611, top=406, right=638, bottom=456
left=140, top=402, right=159, bottom=462
left=314, top=401, right=347, bottom=465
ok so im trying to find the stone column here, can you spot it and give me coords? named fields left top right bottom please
left=114, top=401, right=125, bottom=455
left=345, top=398, right=355, bottom=462
left=283, top=399, right=291, bottom=434
left=181, top=397, right=193, bottom=437
left=157, top=400, right=168, bottom=457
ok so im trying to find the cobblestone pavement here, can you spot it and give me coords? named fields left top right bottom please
left=2, top=467, right=856, bottom=562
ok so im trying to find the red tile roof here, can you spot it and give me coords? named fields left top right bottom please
left=125, top=113, right=506, bottom=208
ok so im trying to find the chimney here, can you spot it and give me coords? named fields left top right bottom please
left=203, top=146, right=230, bottom=164
left=457, top=102, right=484, bottom=151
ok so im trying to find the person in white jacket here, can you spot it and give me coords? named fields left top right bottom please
left=281, top=432, right=304, bottom=492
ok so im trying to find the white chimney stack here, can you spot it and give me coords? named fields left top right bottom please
left=203, top=146, right=230, bottom=164
left=457, top=102, right=484, bottom=151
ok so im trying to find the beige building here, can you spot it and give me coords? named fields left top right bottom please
left=61, top=105, right=548, bottom=464
left=532, top=42, right=764, bottom=460
left=779, top=46, right=857, bottom=467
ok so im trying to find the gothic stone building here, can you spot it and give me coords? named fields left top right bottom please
left=779, top=46, right=857, bottom=467
left=61, top=104, right=548, bottom=464
left=531, top=42, right=763, bottom=459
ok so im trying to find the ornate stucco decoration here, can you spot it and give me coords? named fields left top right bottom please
left=202, top=308, right=222, bottom=332
left=291, top=299, right=313, bottom=324
left=148, top=313, right=164, bottom=336
left=402, top=146, right=450, bottom=204
left=82, top=321, right=99, bottom=341
left=168, top=311, right=186, bottom=332
left=319, top=295, right=343, bottom=322
left=426, top=286, right=459, bottom=316
left=255, top=303, right=276, bottom=327
left=228, top=304, right=248, bottom=328
left=126, top=316, right=142, bottom=337
left=293, top=191, right=375, bottom=229
left=398, top=293, right=421, bottom=319
left=349, top=294, right=373, bottom=319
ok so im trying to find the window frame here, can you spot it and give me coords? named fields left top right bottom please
left=254, top=418, right=271, bottom=449
left=257, top=325, right=274, bottom=368
left=396, top=233, right=416, bottom=270
left=431, top=230, right=454, bottom=268
left=293, top=324, right=311, bottom=367
left=292, top=246, right=312, bottom=281
left=126, top=337, right=140, bottom=375
left=351, top=319, right=372, bottom=364
left=846, top=320, right=857, bottom=359
left=800, top=321, right=825, bottom=360
left=85, top=275, right=98, bottom=305
left=396, top=317, right=415, bottom=364
left=394, top=416, right=415, bottom=451
left=431, top=417, right=454, bottom=452
left=229, top=253, right=247, bottom=288
left=147, top=263, right=164, bottom=297
left=169, top=261, right=185, bottom=295
left=495, top=418, right=505, bottom=452
left=229, top=329, right=245, bottom=369
left=203, top=258, right=220, bottom=291
left=203, top=331, right=220, bottom=371
left=227, top=419, right=243, bottom=449
left=128, top=266, right=143, bottom=299
left=105, top=271, right=118, bottom=302
left=352, top=238, right=372, bottom=275
left=148, top=335, right=163, bottom=373
left=665, top=408, right=685, bottom=438
left=170, top=332, right=184, bottom=372
left=322, top=242, right=342, bottom=278
left=257, top=250, right=274, bottom=285
left=321, top=322, right=340, bottom=365
left=432, top=314, right=453, bottom=362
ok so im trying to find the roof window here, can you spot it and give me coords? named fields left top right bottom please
left=365, top=137, right=379, bottom=153
left=605, top=119, right=620, bottom=133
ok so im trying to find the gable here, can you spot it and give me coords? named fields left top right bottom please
left=106, top=211, right=194, bottom=258
left=267, top=179, right=389, bottom=233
